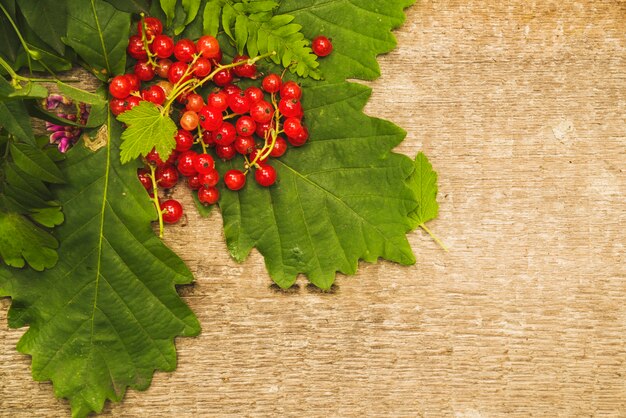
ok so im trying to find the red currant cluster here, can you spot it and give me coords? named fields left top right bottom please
left=108, top=16, right=332, bottom=226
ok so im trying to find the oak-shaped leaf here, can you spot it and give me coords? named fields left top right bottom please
left=0, top=114, right=200, bottom=417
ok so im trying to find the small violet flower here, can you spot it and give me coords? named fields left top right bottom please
left=43, top=95, right=91, bottom=153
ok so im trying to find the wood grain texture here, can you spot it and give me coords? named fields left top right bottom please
left=1, top=1, right=625, bottom=416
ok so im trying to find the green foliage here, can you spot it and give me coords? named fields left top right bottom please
left=18, top=0, right=67, bottom=55
left=117, top=101, right=178, bottom=164
left=219, top=81, right=417, bottom=289
left=0, top=115, right=200, bottom=417
left=407, top=152, right=439, bottom=228
left=0, top=100, right=34, bottom=143
left=102, top=0, right=150, bottom=14
left=0, top=212, right=58, bottom=270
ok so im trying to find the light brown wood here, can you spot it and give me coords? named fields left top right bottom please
left=1, top=1, right=625, bottom=416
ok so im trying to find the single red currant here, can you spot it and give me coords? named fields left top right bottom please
left=127, top=35, right=147, bottom=60
left=212, top=122, right=236, bottom=146
left=161, top=199, right=183, bottom=224
left=126, top=96, right=141, bottom=110
left=110, top=98, right=127, bottom=116
left=177, top=150, right=198, bottom=176
left=215, top=144, right=236, bottom=160
left=156, top=80, right=173, bottom=97
left=244, top=86, right=264, bottom=104
left=180, top=110, right=199, bottom=131
left=255, top=120, right=275, bottom=139
left=249, top=100, right=274, bottom=123
left=196, top=35, right=221, bottom=59
left=227, top=92, right=251, bottom=114
left=151, top=34, right=175, bottom=59
left=167, top=61, right=189, bottom=85
left=137, top=168, right=153, bottom=191
left=224, top=169, right=246, bottom=191
left=134, top=61, right=155, bottom=81
left=235, top=116, right=256, bottom=137
left=198, top=105, right=223, bottom=131
left=156, top=165, right=179, bottom=189
left=213, top=69, right=233, bottom=86
left=146, top=148, right=167, bottom=167
left=198, top=186, right=219, bottom=205
left=280, top=81, right=302, bottom=100
left=142, top=85, right=166, bottom=105
left=208, top=91, right=228, bottom=111
left=269, top=136, right=288, bottom=157
left=249, top=148, right=268, bottom=166
left=312, top=35, right=333, bottom=57
left=202, top=130, right=215, bottom=146
left=174, top=39, right=197, bottom=63
left=187, top=174, right=201, bottom=190
left=232, top=55, right=257, bottom=78
left=138, top=17, right=163, bottom=39
left=198, top=168, right=219, bottom=187
left=234, top=136, right=256, bottom=155
left=124, top=73, right=140, bottom=92
left=185, top=93, right=205, bottom=112
left=283, top=117, right=304, bottom=138
left=288, top=126, right=309, bottom=147
left=192, top=57, right=212, bottom=78
left=193, top=153, right=215, bottom=174
left=262, top=73, right=282, bottom=93
left=156, top=59, right=172, bottom=79
left=278, top=98, right=302, bottom=118
left=109, top=75, right=131, bottom=99
left=174, top=129, right=194, bottom=152
left=255, top=164, right=277, bottom=187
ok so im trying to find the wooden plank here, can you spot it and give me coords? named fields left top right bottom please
left=1, top=1, right=625, bottom=416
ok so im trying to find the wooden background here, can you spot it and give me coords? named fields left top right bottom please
left=1, top=1, right=625, bottom=416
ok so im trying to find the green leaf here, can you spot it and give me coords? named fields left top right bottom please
left=29, top=206, right=64, bottom=228
left=0, top=11, right=20, bottom=65
left=407, top=152, right=439, bottom=228
left=0, top=80, right=48, bottom=100
left=279, top=0, right=415, bottom=81
left=182, top=0, right=202, bottom=26
left=160, top=0, right=177, bottom=26
left=10, top=142, right=65, bottom=184
left=18, top=0, right=67, bottom=55
left=0, top=211, right=58, bottom=270
left=102, top=0, right=150, bottom=14
left=0, top=100, right=34, bottom=143
left=64, top=0, right=131, bottom=78
left=117, top=101, right=177, bottom=164
left=57, top=82, right=106, bottom=106
left=202, top=0, right=223, bottom=36
left=0, top=114, right=200, bottom=417
left=218, top=81, right=417, bottom=290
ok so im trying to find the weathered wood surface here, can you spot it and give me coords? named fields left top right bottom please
left=1, top=1, right=625, bottom=416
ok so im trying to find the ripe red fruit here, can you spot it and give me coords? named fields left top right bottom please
left=198, top=105, right=223, bottom=131
left=208, top=91, right=228, bottom=111
left=269, top=136, right=288, bottom=157
left=174, top=39, right=197, bottom=63
left=180, top=111, right=199, bottom=131
left=212, top=122, right=236, bottom=146
left=156, top=165, right=179, bottom=188
left=255, top=164, right=277, bottom=187
left=127, top=35, right=147, bottom=60
left=234, top=136, right=256, bottom=155
left=138, top=17, right=163, bottom=39
left=283, top=117, right=303, bottom=138
left=215, top=144, right=236, bottom=160
left=278, top=98, right=302, bottom=118
left=196, top=35, right=221, bottom=59
left=249, top=100, right=274, bottom=123
left=198, top=186, right=219, bottom=205
left=167, top=61, right=189, bottom=85
left=109, top=75, right=131, bottom=99
left=235, top=116, right=256, bottom=137
left=198, top=169, right=219, bottom=187
left=262, top=73, right=282, bottom=93
left=126, top=96, right=141, bottom=110
left=288, top=126, right=309, bottom=147
left=222, top=84, right=241, bottom=97
left=280, top=81, right=302, bottom=100
left=124, top=73, right=140, bottom=92
left=192, top=57, right=212, bottom=78
left=224, top=170, right=246, bottom=191
left=312, top=35, right=333, bottom=57
left=213, top=68, right=233, bottom=86
left=151, top=34, right=175, bottom=59
left=161, top=199, right=183, bottom=224
left=249, top=148, right=268, bottom=166
left=109, top=98, right=127, bottom=116
left=193, top=153, right=215, bottom=174
left=142, top=85, right=166, bottom=105
left=134, top=61, right=155, bottom=81
left=137, top=168, right=152, bottom=191
left=255, top=120, right=275, bottom=139
left=227, top=92, right=251, bottom=114
left=177, top=151, right=198, bottom=176
left=187, top=175, right=201, bottom=190
left=174, top=129, right=194, bottom=152
left=244, top=86, right=264, bottom=103
left=146, top=148, right=168, bottom=167
left=232, top=55, right=257, bottom=78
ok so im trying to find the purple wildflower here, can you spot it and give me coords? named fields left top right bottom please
left=43, top=95, right=91, bottom=153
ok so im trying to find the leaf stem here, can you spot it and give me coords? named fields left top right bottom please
left=139, top=14, right=159, bottom=69
left=148, top=164, right=165, bottom=238
left=419, top=223, right=449, bottom=252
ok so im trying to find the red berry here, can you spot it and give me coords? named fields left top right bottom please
left=227, top=92, right=251, bottom=114
left=196, top=35, right=221, bottom=59
left=198, top=105, right=223, bottom=131
left=202, top=130, right=214, bottom=146
left=215, top=144, right=236, bottom=160
left=312, top=35, right=333, bottom=57
left=232, top=55, right=257, bottom=78
left=174, top=39, right=197, bottom=63
left=127, top=35, right=147, bottom=60
left=235, top=116, right=256, bottom=137
left=137, top=168, right=153, bottom=191
left=255, top=164, right=276, bottom=187
left=156, top=165, right=179, bottom=188
left=138, top=17, right=163, bottom=39
left=180, top=111, right=199, bottom=131
left=255, top=120, right=275, bottom=139
left=146, top=148, right=167, bottom=167
left=174, top=129, right=194, bottom=152
left=167, top=61, right=189, bottom=85
left=212, top=122, right=236, bottom=146
left=222, top=84, right=241, bottom=97
left=109, top=75, right=131, bottom=99
left=208, top=91, right=228, bottom=111
left=198, top=168, right=219, bottom=187
left=244, top=86, right=264, bottom=104
left=126, top=96, right=141, bottom=110
left=288, top=126, right=309, bottom=147
left=224, top=169, right=246, bottom=191
left=234, top=136, right=256, bottom=155
left=134, top=61, right=155, bottom=81
left=156, top=59, right=172, bottom=78
left=161, top=199, right=183, bottom=224
left=151, top=34, right=174, bottom=58
left=125, top=73, right=140, bottom=92
left=177, top=151, right=198, bottom=176
left=280, top=81, right=302, bottom=100
left=185, top=93, right=205, bottom=112
left=262, top=74, right=282, bottom=94
left=249, top=100, right=274, bottom=123
left=269, top=136, right=288, bottom=157
left=187, top=174, right=201, bottom=190
left=283, top=117, right=303, bottom=139
left=193, top=153, right=215, bottom=174
left=249, top=148, right=268, bottom=166
left=213, top=69, right=233, bottom=86
left=142, top=85, right=166, bottom=105
left=198, top=186, right=219, bottom=205
left=192, top=57, right=212, bottom=78
left=110, top=98, right=127, bottom=116
left=278, top=98, right=302, bottom=118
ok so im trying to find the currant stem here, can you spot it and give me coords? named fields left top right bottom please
left=419, top=223, right=449, bottom=252
left=197, top=125, right=207, bottom=154
left=148, top=164, right=165, bottom=239
left=139, top=14, right=159, bottom=69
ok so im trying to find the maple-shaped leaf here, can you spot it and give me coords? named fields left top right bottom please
left=117, top=101, right=177, bottom=164
left=218, top=81, right=417, bottom=290
left=279, top=0, right=415, bottom=81
left=0, top=114, right=200, bottom=417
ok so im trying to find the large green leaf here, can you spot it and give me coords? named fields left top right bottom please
left=0, top=114, right=200, bottom=417
left=279, top=0, right=414, bottom=81
left=0, top=211, right=58, bottom=270
left=17, top=0, right=67, bottom=55
left=0, top=100, right=34, bottom=143
left=218, top=81, right=417, bottom=290
left=64, top=0, right=131, bottom=78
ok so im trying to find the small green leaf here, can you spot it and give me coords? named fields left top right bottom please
left=182, top=0, right=201, bottom=25
left=0, top=82, right=48, bottom=100
left=0, top=211, right=58, bottom=271
left=117, top=101, right=177, bottom=164
left=235, top=14, right=249, bottom=54
left=10, top=142, right=65, bottom=184
left=64, top=0, right=130, bottom=77
left=57, top=81, right=106, bottom=106
left=29, top=206, right=64, bottom=228
left=160, top=0, right=177, bottom=26
left=407, top=152, right=439, bottom=228
left=0, top=100, right=34, bottom=143
left=18, top=0, right=67, bottom=55
left=203, top=0, right=223, bottom=36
